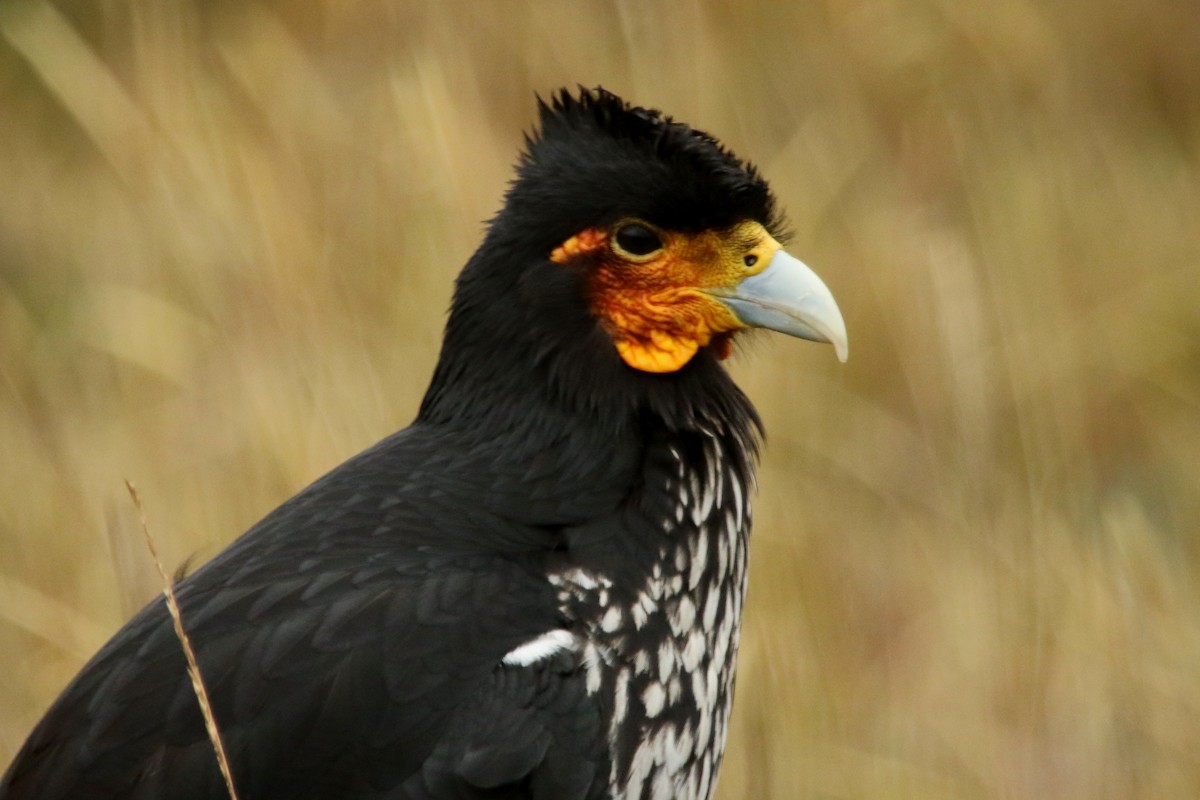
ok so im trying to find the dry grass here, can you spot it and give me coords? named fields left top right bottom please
left=124, top=480, right=239, bottom=800
left=1, top=1, right=1198, bottom=797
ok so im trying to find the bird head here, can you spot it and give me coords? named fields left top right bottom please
left=423, top=88, right=846, bottom=427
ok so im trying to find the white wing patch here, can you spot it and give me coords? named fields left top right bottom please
left=501, top=628, right=577, bottom=667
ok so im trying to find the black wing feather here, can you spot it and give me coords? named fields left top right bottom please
left=1, top=425, right=610, bottom=799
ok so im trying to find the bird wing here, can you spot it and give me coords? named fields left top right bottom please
left=1, top=427, right=609, bottom=800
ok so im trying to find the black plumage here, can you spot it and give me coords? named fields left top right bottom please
left=1, top=88, right=846, bottom=800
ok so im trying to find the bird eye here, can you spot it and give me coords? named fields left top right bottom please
left=613, top=223, right=663, bottom=258
left=744, top=254, right=758, bottom=267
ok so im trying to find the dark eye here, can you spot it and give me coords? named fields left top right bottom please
left=613, top=223, right=663, bottom=257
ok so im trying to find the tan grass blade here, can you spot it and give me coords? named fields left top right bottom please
left=124, top=480, right=240, bottom=800
left=0, top=575, right=110, bottom=662
left=0, top=1, right=154, bottom=177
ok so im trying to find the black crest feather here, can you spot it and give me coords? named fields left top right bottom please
left=502, top=86, right=781, bottom=250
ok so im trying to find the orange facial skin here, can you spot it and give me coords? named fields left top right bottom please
left=550, top=220, right=781, bottom=373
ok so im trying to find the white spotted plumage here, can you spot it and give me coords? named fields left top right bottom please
left=548, top=427, right=754, bottom=800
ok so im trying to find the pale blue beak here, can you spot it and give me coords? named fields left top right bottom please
left=711, top=250, right=848, bottom=362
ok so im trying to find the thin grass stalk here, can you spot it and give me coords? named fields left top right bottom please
left=125, top=480, right=240, bottom=800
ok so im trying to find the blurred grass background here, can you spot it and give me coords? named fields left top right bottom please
left=1, top=0, right=1199, bottom=797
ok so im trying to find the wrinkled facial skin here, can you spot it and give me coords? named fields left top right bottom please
left=551, top=220, right=781, bottom=373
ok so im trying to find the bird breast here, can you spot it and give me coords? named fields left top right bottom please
left=549, top=430, right=753, bottom=800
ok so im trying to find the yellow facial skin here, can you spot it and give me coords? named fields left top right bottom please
left=550, top=220, right=782, bottom=373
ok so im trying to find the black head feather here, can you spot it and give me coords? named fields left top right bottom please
left=418, top=87, right=766, bottom=451
left=505, top=87, right=781, bottom=250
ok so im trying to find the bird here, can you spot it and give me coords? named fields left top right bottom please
left=1, top=87, right=846, bottom=800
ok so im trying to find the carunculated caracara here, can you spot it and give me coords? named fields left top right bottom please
left=1, top=87, right=847, bottom=800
